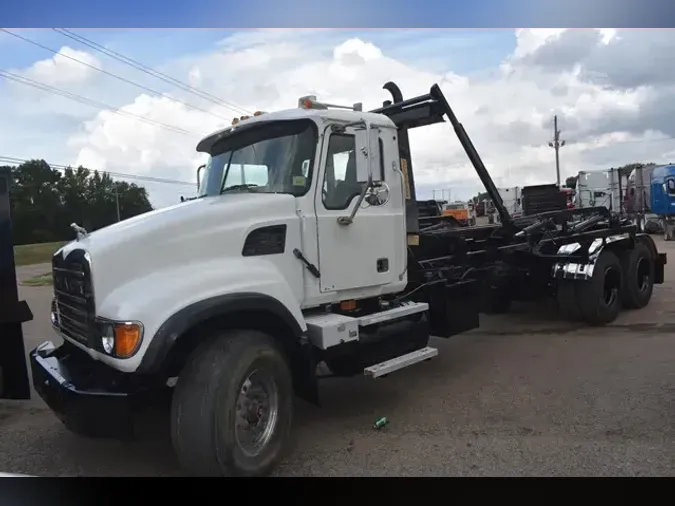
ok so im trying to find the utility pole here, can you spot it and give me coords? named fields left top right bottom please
left=432, top=188, right=453, bottom=202
left=548, top=115, right=565, bottom=187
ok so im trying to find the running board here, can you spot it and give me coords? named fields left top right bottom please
left=364, top=346, right=438, bottom=379
left=357, top=301, right=429, bottom=327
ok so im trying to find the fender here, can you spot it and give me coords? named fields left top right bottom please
left=552, top=232, right=666, bottom=283
left=552, top=233, right=632, bottom=281
left=137, top=292, right=305, bottom=375
left=90, top=254, right=306, bottom=373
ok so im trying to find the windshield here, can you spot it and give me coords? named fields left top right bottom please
left=198, top=119, right=318, bottom=198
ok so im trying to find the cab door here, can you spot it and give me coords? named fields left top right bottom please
left=314, top=125, right=404, bottom=293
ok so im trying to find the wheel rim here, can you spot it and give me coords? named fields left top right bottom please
left=635, top=257, right=651, bottom=293
left=234, top=369, right=279, bottom=458
left=603, top=267, right=621, bottom=307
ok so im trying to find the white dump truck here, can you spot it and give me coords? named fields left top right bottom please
left=31, top=82, right=666, bottom=477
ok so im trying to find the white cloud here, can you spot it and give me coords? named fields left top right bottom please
left=512, top=28, right=566, bottom=58
left=3, top=29, right=675, bottom=208
left=23, top=46, right=101, bottom=86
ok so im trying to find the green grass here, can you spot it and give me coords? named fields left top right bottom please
left=13, top=241, right=66, bottom=267
left=21, top=272, right=53, bottom=287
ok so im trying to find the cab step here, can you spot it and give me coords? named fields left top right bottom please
left=364, top=346, right=438, bottom=379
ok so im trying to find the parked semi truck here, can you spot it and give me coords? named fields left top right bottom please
left=575, top=169, right=624, bottom=212
left=625, top=165, right=662, bottom=233
left=31, top=82, right=667, bottom=477
left=650, top=164, right=675, bottom=241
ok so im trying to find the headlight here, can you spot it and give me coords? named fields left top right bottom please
left=101, top=324, right=115, bottom=354
left=98, top=320, right=143, bottom=358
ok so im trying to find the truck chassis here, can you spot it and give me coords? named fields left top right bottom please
left=29, top=82, right=666, bottom=477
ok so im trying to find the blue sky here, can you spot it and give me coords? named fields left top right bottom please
left=0, top=29, right=516, bottom=78
left=2, top=0, right=673, bottom=27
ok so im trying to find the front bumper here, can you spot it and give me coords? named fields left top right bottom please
left=30, top=341, right=148, bottom=438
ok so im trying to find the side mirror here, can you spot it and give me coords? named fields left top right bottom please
left=197, top=164, right=205, bottom=190
left=354, top=124, right=381, bottom=184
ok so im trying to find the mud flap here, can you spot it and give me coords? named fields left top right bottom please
left=0, top=167, right=32, bottom=400
left=426, top=279, right=480, bottom=338
left=292, top=338, right=320, bottom=406
left=656, top=253, right=667, bottom=284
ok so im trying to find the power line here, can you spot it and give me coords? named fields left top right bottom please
left=0, top=28, right=231, bottom=122
left=0, top=69, right=199, bottom=137
left=52, top=28, right=252, bottom=117
left=0, top=155, right=195, bottom=186
left=586, top=135, right=675, bottom=147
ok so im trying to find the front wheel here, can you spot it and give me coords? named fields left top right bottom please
left=171, top=329, right=293, bottom=477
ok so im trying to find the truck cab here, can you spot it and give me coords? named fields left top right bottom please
left=194, top=104, right=407, bottom=306
left=441, top=201, right=475, bottom=226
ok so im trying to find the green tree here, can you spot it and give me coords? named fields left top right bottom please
left=7, top=159, right=153, bottom=245
left=615, top=162, right=657, bottom=178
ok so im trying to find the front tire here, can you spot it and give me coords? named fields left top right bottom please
left=171, top=329, right=293, bottom=477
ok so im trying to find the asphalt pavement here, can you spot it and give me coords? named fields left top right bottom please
left=3, top=240, right=675, bottom=476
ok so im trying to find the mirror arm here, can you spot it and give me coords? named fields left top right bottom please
left=337, top=120, right=379, bottom=225
left=338, top=175, right=373, bottom=226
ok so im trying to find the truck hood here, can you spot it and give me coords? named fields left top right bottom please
left=56, top=193, right=300, bottom=305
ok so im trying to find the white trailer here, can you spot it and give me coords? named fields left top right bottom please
left=493, top=187, right=521, bottom=223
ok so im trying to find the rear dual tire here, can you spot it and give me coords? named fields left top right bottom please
left=575, top=251, right=622, bottom=326
left=619, top=241, right=654, bottom=309
left=557, top=245, right=655, bottom=325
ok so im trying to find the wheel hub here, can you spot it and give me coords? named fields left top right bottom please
left=602, top=267, right=620, bottom=307
left=234, top=370, right=279, bottom=457
left=636, top=257, right=650, bottom=292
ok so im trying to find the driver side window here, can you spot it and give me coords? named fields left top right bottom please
left=667, top=179, right=675, bottom=196
left=322, top=133, right=385, bottom=210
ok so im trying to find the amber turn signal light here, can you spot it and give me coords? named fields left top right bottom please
left=114, top=322, right=142, bottom=358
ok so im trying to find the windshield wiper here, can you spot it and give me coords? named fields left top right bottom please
left=221, top=184, right=259, bottom=194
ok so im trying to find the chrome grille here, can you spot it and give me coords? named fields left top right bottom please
left=52, top=249, right=95, bottom=346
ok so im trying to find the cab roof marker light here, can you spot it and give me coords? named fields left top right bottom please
left=232, top=111, right=267, bottom=125
left=297, top=95, right=362, bottom=111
